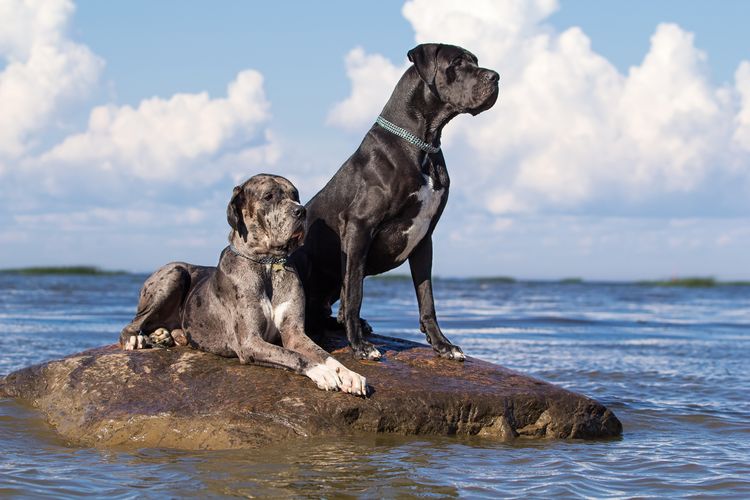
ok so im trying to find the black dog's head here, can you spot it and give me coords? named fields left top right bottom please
left=227, top=174, right=306, bottom=257
left=407, top=43, right=499, bottom=116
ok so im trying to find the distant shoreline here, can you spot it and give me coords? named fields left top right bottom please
left=1, top=267, right=748, bottom=287
left=0, top=266, right=126, bottom=276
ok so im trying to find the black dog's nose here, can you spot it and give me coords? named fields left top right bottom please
left=484, top=70, right=499, bottom=83
left=293, top=206, right=306, bottom=219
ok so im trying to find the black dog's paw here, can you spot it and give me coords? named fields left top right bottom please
left=352, top=341, right=382, bottom=361
left=434, top=343, right=466, bottom=362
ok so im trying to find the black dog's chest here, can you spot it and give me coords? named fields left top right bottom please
left=366, top=172, right=447, bottom=274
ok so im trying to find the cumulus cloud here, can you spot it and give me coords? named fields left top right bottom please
left=327, top=47, right=407, bottom=129
left=0, top=0, right=102, bottom=158
left=734, top=61, right=750, bottom=151
left=41, top=69, right=276, bottom=184
left=0, top=0, right=278, bottom=196
left=0, top=0, right=280, bottom=270
left=328, top=0, right=750, bottom=216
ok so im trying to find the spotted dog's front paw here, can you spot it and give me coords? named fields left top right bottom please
left=325, top=357, right=368, bottom=396
left=304, top=363, right=342, bottom=391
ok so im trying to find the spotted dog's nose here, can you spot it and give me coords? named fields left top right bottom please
left=293, top=206, right=306, bottom=219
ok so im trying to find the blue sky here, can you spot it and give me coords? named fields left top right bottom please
left=1, top=0, right=749, bottom=280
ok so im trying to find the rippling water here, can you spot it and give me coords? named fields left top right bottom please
left=1, top=273, right=749, bottom=497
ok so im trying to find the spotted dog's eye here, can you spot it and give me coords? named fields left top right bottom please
left=263, top=192, right=274, bottom=201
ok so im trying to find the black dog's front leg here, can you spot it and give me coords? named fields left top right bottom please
left=340, top=218, right=382, bottom=360
left=409, top=236, right=465, bottom=361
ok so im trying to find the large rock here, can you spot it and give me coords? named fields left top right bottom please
left=0, top=334, right=621, bottom=450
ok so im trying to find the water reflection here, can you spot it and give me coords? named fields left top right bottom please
left=1, top=275, right=750, bottom=497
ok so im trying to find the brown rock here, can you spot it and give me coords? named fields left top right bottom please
left=0, top=334, right=622, bottom=450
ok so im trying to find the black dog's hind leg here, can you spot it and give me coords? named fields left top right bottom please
left=120, top=264, right=191, bottom=350
left=336, top=308, right=374, bottom=337
left=409, top=237, right=465, bottom=360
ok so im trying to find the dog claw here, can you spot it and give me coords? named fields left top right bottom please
left=436, top=344, right=465, bottom=362
left=323, top=357, right=368, bottom=396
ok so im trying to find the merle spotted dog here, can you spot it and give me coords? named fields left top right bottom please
left=120, top=174, right=367, bottom=396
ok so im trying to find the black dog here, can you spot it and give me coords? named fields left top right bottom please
left=292, top=43, right=499, bottom=360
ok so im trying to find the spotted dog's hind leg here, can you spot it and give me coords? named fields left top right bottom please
left=120, top=263, right=191, bottom=350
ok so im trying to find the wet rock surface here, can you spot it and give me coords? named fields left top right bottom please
left=0, top=334, right=622, bottom=450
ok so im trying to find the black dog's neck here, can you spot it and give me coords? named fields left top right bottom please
left=379, top=68, right=458, bottom=149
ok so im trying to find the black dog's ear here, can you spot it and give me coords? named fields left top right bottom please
left=407, top=43, right=442, bottom=92
left=227, top=185, right=247, bottom=237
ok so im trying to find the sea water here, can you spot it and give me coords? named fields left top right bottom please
left=1, top=273, right=749, bottom=497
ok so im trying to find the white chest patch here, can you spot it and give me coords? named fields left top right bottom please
left=395, top=175, right=444, bottom=262
left=259, top=296, right=290, bottom=340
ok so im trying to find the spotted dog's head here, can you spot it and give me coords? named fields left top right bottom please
left=407, top=43, right=499, bottom=116
left=227, top=174, right=306, bottom=257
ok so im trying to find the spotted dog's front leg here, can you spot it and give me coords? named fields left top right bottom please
left=278, top=307, right=368, bottom=396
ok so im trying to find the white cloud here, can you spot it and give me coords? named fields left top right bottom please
left=328, top=0, right=750, bottom=216
left=0, top=0, right=278, bottom=192
left=13, top=205, right=209, bottom=232
left=41, top=69, right=276, bottom=184
left=0, top=0, right=103, bottom=157
left=327, top=47, right=406, bottom=130
left=734, top=61, right=750, bottom=151
left=0, top=0, right=281, bottom=272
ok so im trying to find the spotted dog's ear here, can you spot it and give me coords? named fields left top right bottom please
left=227, top=185, right=248, bottom=238
left=407, top=43, right=442, bottom=93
